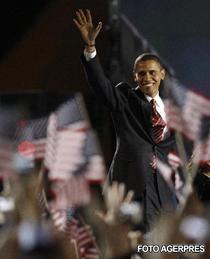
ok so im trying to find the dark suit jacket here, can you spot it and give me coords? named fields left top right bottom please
left=81, top=54, right=178, bottom=230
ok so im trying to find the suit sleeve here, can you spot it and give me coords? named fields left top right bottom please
left=81, top=54, right=127, bottom=111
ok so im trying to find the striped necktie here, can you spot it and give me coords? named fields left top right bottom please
left=151, top=99, right=166, bottom=143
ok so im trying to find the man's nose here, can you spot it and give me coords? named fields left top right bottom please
left=144, top=72, right=151, bottom=81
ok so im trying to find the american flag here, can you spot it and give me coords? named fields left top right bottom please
left=74, top=225, right=100, bottom=259
left=44, top=93, right=106, bottom=243
left=15, top=116, right=48, bottom=161
left=48, top=175, right=90, bottom=211
left=56, top=94, right=89, bottom=130
left=85, top=155, right=105, bottom=183
left=157, top=158, right=184, bottom=200
left=164, top=77, right=210, bottom=167
left=44, top=96, right=105, bottom=259
left=49, top=126, right=87, bottom=180
left=46, top=94, right=105, bottom=183
left=45, top=94, right=104, bottom=213
left=82, top=130, right=105, bottom=183
left=50, top=208, right=100, bottom=259
left=46, top=94, right=90, bottom=181
left=164, top=77, right=210, bottom=141
left=50, top=208, right=68, bottom=232
left=192, top=133, right=210, bottom=164
left=167, top=151, right=183, bottom=170
left=66, top=214, right=100, bottom=259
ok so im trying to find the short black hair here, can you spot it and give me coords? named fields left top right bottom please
left=133, top=53, right=164, bottom=71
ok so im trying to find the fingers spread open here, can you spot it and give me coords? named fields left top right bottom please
left=86, top=9, right=92, bottom=25
left=124, top=190, right=134, bottom=203
left=118, top=182, right=126, bottom=202
left=95, top=22, right=102, bottom=37
left=73, top=18, right=81, bottom=29
left=79, top=9, right=87, bottom=23
left=76, top=11, right=84, bottom=25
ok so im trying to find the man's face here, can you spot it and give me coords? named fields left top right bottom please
left=133, top=59, right=165, bottom=97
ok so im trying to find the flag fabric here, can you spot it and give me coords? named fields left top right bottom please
left=46, top=94, right=105, bottom=182
left=49, top=127, right=87, bottom=180
left=15, top=117, right=48, bottom=142
left=45, top=94, right=105, bottom=213
left=192, top=134, right=210, bottom=164
left=48, top=175, right=90, bottom=211
left=56, top=127, right=107, bottom=184
left=47, top=94, right=90, bottom=181
left=38, top=92, right=107, bottom=240
left=85, top=155, right=105, bottom=183
left=75, top=225, right=100, bottom=259
left=33, top=138, right=46, bottom=159
left=164, top=77, right=210, bottom=141
left=157, top=158, right=184, bottom=200
left=50, top=209, right=67, bottom=232
left=164, top=77, right=210, bottom=166
left=50, top=208, right=100, bottom=259
left=15, top=116, right=48, bottom=161
left=56, top=94, right=89, bottom=130
left=66, top=217, right=100, bottom=259
left=14, top=116, right=49, bottom=218
left=82, top=130, right=105, bottom=183
left=167, top=151, right=183, bottom=170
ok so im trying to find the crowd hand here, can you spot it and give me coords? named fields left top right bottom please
left=73, top=9, right=102, bottom=47
left=95, top=183, right=137, bottom=257
left=96, top=182, right=134, bottom=225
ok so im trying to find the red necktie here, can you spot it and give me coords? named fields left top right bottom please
left=151, top=99, right=166, bottom=143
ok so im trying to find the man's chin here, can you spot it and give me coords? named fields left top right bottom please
left=146, top=90, right=154, bottom=97
left=147, top=91, right=157, bottom=98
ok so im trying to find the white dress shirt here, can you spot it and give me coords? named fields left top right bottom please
left=84, top=49, right=97, bottom=61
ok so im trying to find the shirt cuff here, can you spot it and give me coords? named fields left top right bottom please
left=84, top=49, right=97, bottom=61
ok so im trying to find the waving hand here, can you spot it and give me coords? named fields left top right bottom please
left=73, top=9, right=102, bottom=47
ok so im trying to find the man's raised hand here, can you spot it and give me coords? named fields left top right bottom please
left=73, top=9, right=102, bottom=46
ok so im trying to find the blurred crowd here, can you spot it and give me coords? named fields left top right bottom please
left=0, top=94, right=209, bottom=259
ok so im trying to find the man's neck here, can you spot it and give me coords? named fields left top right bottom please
left=144, top=92, right=160, bottom=102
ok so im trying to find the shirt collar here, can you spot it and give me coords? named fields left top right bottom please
left=145, top=92, right=161, bottom=106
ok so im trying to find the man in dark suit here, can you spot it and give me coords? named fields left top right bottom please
left=74, top=9, right=178, bottom=232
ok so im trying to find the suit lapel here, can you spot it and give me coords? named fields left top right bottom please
left=134, top=88, right=153, bottom=140
left=141, top=98, right=153, bottom=137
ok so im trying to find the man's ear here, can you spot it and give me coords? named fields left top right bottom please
left=133, top=71, right=137, bottom=82
left=160, top=68, right=166, bottom=80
